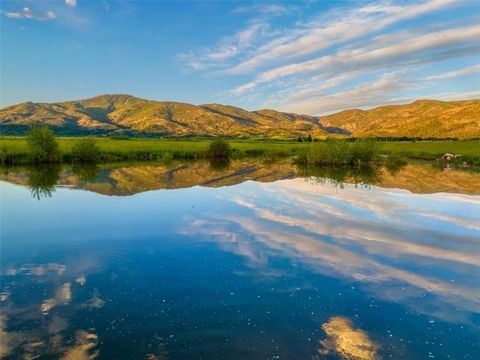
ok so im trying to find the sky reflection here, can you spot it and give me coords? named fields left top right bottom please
left=185, top=179, right=480, bottom=324
left=1, top=175, right=479, bottom=359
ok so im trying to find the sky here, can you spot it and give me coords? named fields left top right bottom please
left=1, top=0, right=479, bottom=115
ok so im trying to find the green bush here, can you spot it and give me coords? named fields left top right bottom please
left=307, top=140, right=351, bottom=165
left=27, top=125, right=60, bottom=163
left=351, top=140, right=379, bottom=163
left=206, top=140, right=231, bottom=159
left=71, top=138, right=100, bottom=163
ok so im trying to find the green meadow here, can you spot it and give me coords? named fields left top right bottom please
left=1, top=136, right=479, bottom=165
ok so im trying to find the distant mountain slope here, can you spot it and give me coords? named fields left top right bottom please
left=0, top=94, right=337, bottom=137
left=1, top=95, right=479, bottom=138
left=319, top=99, right=480, bottom=138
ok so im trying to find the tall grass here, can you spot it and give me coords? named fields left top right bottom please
left=206, top=140, right=231, bottom=159
left=302, top=139, right=379, bottom=166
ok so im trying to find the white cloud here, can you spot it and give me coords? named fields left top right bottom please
left=434, top=90, right=480, bottom=101
left=2, top=7, right=56, bottom=20
left=232, top=4, right=291, bottom=16
left=224, top=0, right=463, bottom=74
left=66, top=0, right=77, bottom=7
left=425, top=64, right=480, bottom=80
left=180, top=22, right=272, bottom=70
left=258, top=24, right=480, bottom=82
left=3, top=11, right=22, bottom=19
left=230, top=81, right=258, bottom=95
left=186, top=0, right=460, bottom=73
left=280, top=73, right=408, bottom=115
left=226, top=23, right=480, bottom=113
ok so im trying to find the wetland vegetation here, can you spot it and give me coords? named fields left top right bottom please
left=1, top=131, right=479, bottom=166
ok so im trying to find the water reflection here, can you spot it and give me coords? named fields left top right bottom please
left=0, top=257, right=105, bottom=359
left=1, top=170, right=479, bottom=358
left=26, top=164, right=61, bottom=199
left=208, top=158, right=231, bottom=172
left=72, top=163, right=101, bottom=183
left=318, top=316, right=379, bottom=360
left=1, top=159, right=479, bottom=198
left=384, top=154, right=408, bottom=176
left=186, top=179, right=480, bottom=325
left=298, top=164, right=383, bottom=188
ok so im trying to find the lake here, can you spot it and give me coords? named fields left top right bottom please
left=1, top=160, right=479, bottom=359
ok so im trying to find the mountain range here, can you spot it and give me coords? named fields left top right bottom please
left=1, top=94, right=479, bottom=138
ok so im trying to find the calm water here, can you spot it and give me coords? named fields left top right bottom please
left=1, top=161, right=480, bottom=359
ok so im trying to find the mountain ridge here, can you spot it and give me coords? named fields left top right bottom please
left=1, top=94, right=479, bottom=138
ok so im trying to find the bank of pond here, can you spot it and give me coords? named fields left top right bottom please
left=2, top=131, right=480, bottom=167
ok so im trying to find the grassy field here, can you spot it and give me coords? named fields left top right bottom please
left=379, top=140, right=480, bottom=163
left=1, top=137, right=479, bottom=164
left=0, top=137, right=304, bottom=163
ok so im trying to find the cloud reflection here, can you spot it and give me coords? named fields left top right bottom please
left=0, top=257, right=106, bottom=358
left=318, top=316, right=379, bottom=360
left=185, top=178, right=480, bottom=323
left=41, top=282, right=72, bottom=315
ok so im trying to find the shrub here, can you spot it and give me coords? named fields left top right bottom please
left=307, top=140, right=351, bottom=165
left=351, top=140, right=379, bottom=163
left=71, top=138, right=100, bottom=163
left=27, top=125, right=60, bottom=163
left=206, top=140, right=231, bottom=159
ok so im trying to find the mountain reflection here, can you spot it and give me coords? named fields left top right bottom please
left=1, top=160, right=479, bottom=197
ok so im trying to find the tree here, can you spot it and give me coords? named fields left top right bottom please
left=297, top=136, right=303, bottom=142
left=307, top=134, right=313, bottom=142
left=27, top=125, right=60, bottom=163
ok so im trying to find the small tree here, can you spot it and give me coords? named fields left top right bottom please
left=27, top=125, right=60, bottom=163
left=206, top=140, right=231, bottom=159
left=71, top=138, right=100, bottom=163
left=307, top=134, right=313, bottom=142
left=297, top=136, right=303, bottom=143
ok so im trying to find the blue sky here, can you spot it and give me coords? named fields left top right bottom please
left=1, top=0, right=479, bottom=114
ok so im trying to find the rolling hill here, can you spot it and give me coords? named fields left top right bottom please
left=0, top=94, right=340, bottom=138
left=0, top=95, right=479, bottom=138
left=320, top=99, right=480, bottom=138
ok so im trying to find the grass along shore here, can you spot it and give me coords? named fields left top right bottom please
left=1, top=136, right=479, bottom=165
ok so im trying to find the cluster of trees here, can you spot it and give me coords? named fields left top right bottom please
left=297, top=135, right=318, bottom=142
left=27, top=125, right=100, bottom=163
